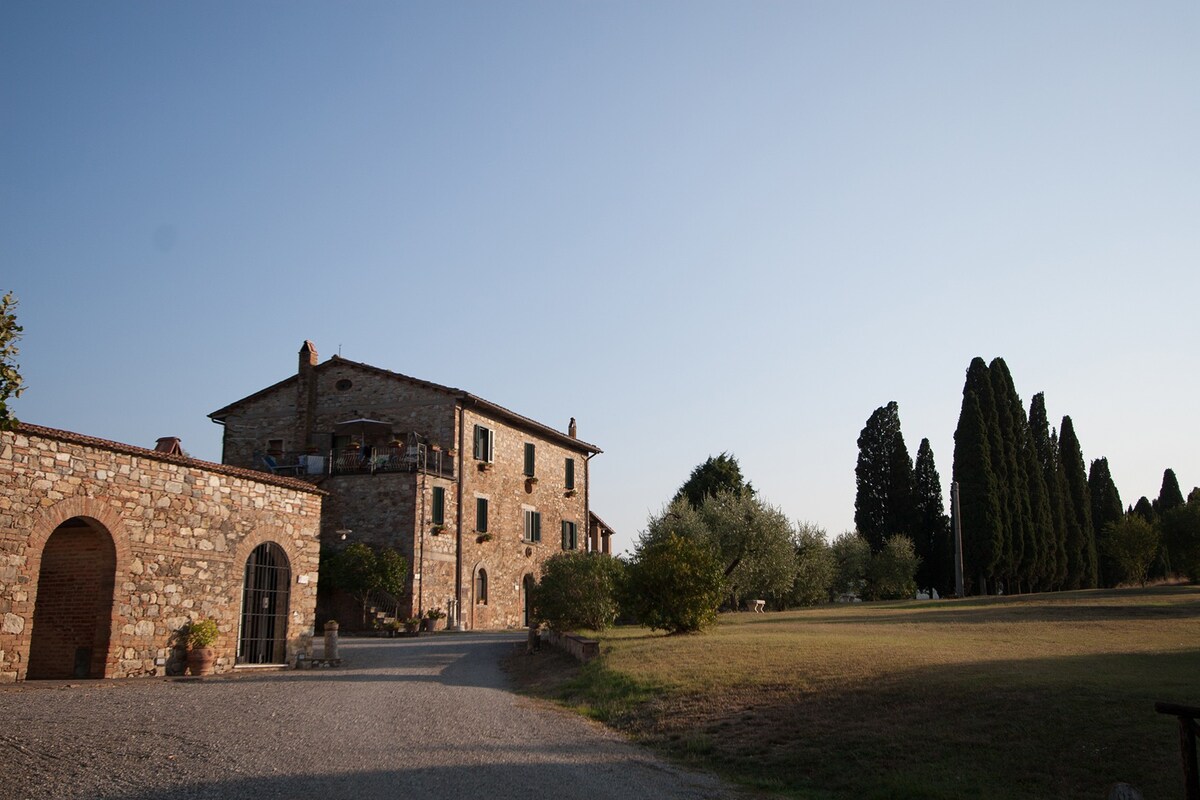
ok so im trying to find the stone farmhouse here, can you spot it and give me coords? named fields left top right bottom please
left=209, top=342, right=612, bottom=631
left=0, top=424, right=323, bottom=682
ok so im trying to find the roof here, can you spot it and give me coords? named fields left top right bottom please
left=209, top=354, right=602, bottom=455
left=7, top=423, right=326, bottom=495
left=588, top=510, right=616, bottom=534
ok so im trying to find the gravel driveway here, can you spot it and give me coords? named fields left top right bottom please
left=0, top=633, right=745, bottom=799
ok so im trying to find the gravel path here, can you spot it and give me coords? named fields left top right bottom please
left=0, top=633, right=747, bottom=799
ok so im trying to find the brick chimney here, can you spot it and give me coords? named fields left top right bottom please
left=568, top=417, right=577, bottom=439
left=154, top=437, right=183, bottom=456
left=297, top=341, right=319, bottom=450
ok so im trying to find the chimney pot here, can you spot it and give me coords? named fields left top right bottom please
left=568, top=417, right=577, bottom=439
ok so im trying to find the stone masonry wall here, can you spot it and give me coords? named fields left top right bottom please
left=0, top=425, right=323, bottom=682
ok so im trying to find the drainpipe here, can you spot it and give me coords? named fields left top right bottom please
left=452, top=403, right=465, bottom=631
left=585, top=450, right=597, bottom=552
left=418, top=454, right=425, bottom=617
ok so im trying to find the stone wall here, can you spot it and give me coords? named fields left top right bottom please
left=0, top=425, right=323, bottom=682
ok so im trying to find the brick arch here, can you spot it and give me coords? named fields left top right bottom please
left=25, top=497, right=132, bottom=679
left=27, top=497, right=133, bottom=581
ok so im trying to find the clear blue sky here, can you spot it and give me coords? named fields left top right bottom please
left=4, top=2, right=1198, bottom=551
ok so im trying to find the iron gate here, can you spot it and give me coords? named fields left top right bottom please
left=238, top=542, right=290, bottom=664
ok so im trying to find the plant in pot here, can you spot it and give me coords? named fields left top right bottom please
left=423, top=607, right=446, bottom=632
left=403, top=617, right=421, bottom=635
left=186, top=618, right=219, bottom=676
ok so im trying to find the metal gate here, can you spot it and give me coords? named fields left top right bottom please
left=238, top=542, right=290, bottom=664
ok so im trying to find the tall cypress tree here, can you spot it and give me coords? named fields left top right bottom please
left=1088, top=457, right=1124, bottom=587
left=1029, top=393, right=1068, bottom=590
left=854, top=402, right=915, bottom=553
left=1059, top=417, right=1097, bottom=589
left=989, top=358, right=1041, bottom=593
left=913, top=438, right=952, bottom=596
left=1156, top=469, right=1185, bottom=515
left=953, top=364, right=1003, bottom=594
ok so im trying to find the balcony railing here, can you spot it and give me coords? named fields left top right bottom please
left=255, top=446, right=455, bottom=481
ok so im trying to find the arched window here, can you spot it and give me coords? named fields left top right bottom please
left=475, top=568, right=488, bottom=605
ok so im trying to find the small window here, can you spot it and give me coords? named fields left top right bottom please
left=473, top=425, right=494, bottom=462
left=524, top=509, right=541, bottom=543
left=335, top=379, right=353, bottom=391
left=565, top=458, right=575, bottom=490
left=432, top=486, right=445, bottom=525
left=524, top=443, right=536, bottom=477
left=475, top=568, right=488, bottom=604
left=476, top=497, right=488, bottom=533
left=267, top=438, right=284, bottom=454
left=561, top=520, right=578, bottom=551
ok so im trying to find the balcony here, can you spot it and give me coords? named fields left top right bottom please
left=255, top=445, right=455, bottom=481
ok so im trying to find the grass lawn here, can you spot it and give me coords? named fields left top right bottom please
left=507, top=585, right=1200, bottom=799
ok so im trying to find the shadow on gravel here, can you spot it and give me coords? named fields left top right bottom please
left=217, top=633, right=526, bottom=690
left=94, top=761, right=727, bottom=800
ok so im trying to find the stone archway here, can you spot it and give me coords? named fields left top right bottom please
left=521, top=573, right=536, bottom=628
left=27, top=517, right=117, bottom=679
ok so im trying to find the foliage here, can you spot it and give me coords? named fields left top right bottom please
left=424, top=607, right=445, bottom=620
left=0, top=291, right=24, bottom=430
left=643, top=492, right=795, bottom=609
left=1030, top=393, right=1069, bottom=590
left=790, top=522, right=835, bottom=606
left=1155, top=468, right=1185, bottom=516
left=324, top=542, right=409, bottom=626
left=953, top=360, right=1003, bottom=594
left=864, top=534, right=920, bottom=600
left=854, top=401, right=915, bottom=553
left=1058, top=416, right=1097, bottom=590
left=673, top=452, right=754, bottom=509
left=1088, top=457, right=1124, bottom=587
left=186, top=618, right=219, bottom=648
left=912, top=438, right=952, bottom=596
left=830, top=531, right=871, bottom=599
left=1100, top=516, right=1159, bottom=586
left=1160, top=499, right=1200, bottom=582
left=535, top=551, right=625, bottom=631
left=623, top=533, right=725, bottom=634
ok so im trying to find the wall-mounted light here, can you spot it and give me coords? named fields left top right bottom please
left=336, top=528, right=352, bottom=541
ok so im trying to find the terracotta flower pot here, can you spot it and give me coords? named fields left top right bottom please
left=187, top=646, right=215, bottom=676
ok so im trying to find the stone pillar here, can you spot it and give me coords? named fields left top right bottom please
left=323, top=620, right=339, bottom=661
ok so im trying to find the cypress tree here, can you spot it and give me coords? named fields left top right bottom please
left=1156, top=468, right=1185, bottom=515
left=953, top=372, right=1003, bottom=594
left=1133, top=496, right=1155, bottom=523
left=854, top=402, right=915, bottom=553
left=1029, top=393, right=1068, bottom=590
left=1059, top=417, right=1097, bottom=589
left=989, top=358, right=1040, bottom=593
left=1088, top=457, right=1124, bottom=587
left=913, top=438, right=952, bottom=596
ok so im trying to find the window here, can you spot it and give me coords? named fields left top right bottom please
left=267, top=438, right=284, bottom=454
left=476, top=497, right=488, bottom=533
left=475, top=568, right=488, bottom=604
left=524, top=443, right=536, bottom=477
left=565, top=458, right=575, bottom=490
left=561, top=520, right=578, bottom=550
left=432, top=486, right=445, bottom=525
left=473, top=425, right=494, bottom=462
left=524, top=509, right=541, bottom=543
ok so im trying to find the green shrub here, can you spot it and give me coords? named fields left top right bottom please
left=623, top=533, right=725, bottom=634
left=865, top=534, right=920, bottom=600
left=187, top=618, right=219, bottom=648
left=535, top=551, right=625, bottom=632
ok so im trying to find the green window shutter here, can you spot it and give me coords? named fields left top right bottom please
left=432, top=486, right=445, bottom=525
left=562, top=520, right=569, bottom=549
left=476, top=497, right=488, bottom=533
left=524, top=443, right=535, bottom=477
left=565, top=458, right=575, bottom=490
left=533, top=512, right=541, bottom=542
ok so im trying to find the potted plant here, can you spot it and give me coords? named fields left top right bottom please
left=403, top=617, right=421, bottom=635
left=387, top=619, right=404, bottom=638
left=476, top=532, right=493, bottom=544
left=431, top=524, right=446, bottom=535
left=422, top=607, right=446, bottom=632
left=186, top=618, right=219, bottom=676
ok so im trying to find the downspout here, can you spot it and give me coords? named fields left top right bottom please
left=585, top=451, right=598, bottom=552
left=453, top=402, right=465, bottom=630
left=418, top=455, right=426, bottom=617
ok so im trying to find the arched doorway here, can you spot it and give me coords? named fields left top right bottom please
left=238, top=542, right=290, bottom=664
left=27, top=517, right=117, bottom=679
left=522, top=573, right=536, bottom=627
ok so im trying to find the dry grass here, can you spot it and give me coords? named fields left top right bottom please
left=510, top=585, right=1200, bottom=799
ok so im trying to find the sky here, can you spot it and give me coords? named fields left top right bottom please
left=3, top=2, right=1198, bottom=553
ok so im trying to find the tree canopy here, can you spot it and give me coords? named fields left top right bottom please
left=854, top=401, right=915, bottom=553
left=673, top=453, right=754, bottom=509
left=0, top=291, right=23, bottom=431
